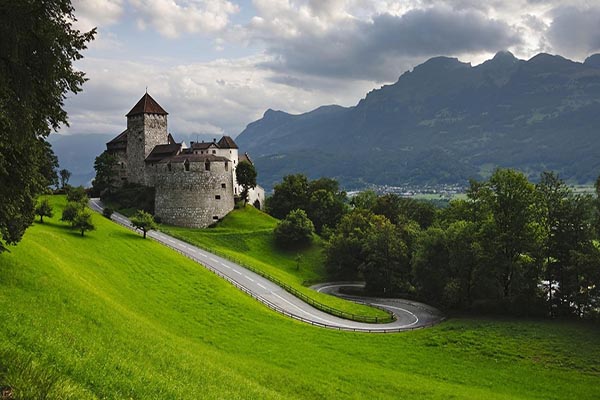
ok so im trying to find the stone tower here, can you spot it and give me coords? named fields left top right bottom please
left=126, top=93, right=169, bottom=184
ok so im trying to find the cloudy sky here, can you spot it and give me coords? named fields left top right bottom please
left=63, top=0, right=600, bottom=138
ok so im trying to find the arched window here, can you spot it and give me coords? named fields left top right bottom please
left=167, top=162, right=172, bottom=171
left=184, top=159, right=190, bottom=172
left=224, top=161, right=228, bottom=171
left=205, top=161, right=210, bottom=171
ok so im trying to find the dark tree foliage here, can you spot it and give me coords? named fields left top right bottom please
left=59, top=169, right=71, bottom=189
left=0, top=0, right=95, bottom=251
left=35, top=198, right=53, bottom=223
left=61, top=201, right=82, bottom=223
left=267, top=174, right=310, bottom=219
left=66, top=186, right=87, bottom=204
left=273, top=209, right=315, bottom=248
left=325, top=168, right=600, bottom=319
left=360, top=219, right=412, bottom=295
left=40, top=140, right=59, bottom=190
left=235, top=161, right=257, bottom=205
left=324, top=209, right=381, bottom=279
left=267, top=175, right=347, bottom=233
left=92, top=151, right=118, bottom=196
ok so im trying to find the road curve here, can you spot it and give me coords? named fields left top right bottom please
left=89, top=199, right=444, bottom=332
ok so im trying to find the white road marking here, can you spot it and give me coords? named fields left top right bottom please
left=257, top=283, right=267, bottom=290
left=232, top=269, right=242, bottom=275
left=245, top=276, right=255, bottom=282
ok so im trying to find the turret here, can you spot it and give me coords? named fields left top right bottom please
left=126, top=92, right=169, bottom=184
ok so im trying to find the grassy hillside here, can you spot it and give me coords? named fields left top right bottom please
left=160, top=205, right=390, bottom=320
left=0, top=196, right=598, bottom=399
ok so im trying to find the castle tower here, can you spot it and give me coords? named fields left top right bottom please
left=126, top=93, right=169, bottom=184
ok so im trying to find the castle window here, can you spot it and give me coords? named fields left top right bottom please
left=167, top=162, right=172, bottom=171
left=184, top=159, right=190, bottom=172
left=120, top=163, right=124, bottom=169
left=212, top=150, right=216, bottom=154
left=205, top=161, right=210, bottom=171
left=224, top=161, right=228, bottom=171
left=215, top=195, right=221, bottom=200
left=221, top=183, right=226, bottom=189
left=213, top=216, right=219, bottom=220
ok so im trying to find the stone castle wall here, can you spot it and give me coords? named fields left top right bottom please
left=154, top=160, right=235, bottom=228
left=127, top=114, right=168, bottom=185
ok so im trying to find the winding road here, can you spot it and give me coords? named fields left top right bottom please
left=90, top=199, right=444, bottom=333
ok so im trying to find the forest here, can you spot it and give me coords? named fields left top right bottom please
left=267, top=170, right=600, bottom=319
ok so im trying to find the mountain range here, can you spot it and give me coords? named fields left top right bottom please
left=236, top=51, right=600, bottom=189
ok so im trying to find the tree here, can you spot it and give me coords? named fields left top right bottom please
left=274, top=209, right=314, bottom=248
left=0, top=0, right=95, bottom=251
left=92, top=152, right=117, bottom=196
left=59, top=169, right=71, bottom=189
left=266, top=174, right=310, bottom=219
left=40, top=140, right=59, bottom=190
left=66, top=185, right=87, bottom=204
left=235, top=160, right=257, bottom=205
left=350, top=190, right=377, bottom=210
left=130, top=210, right=157, bottom=239
left=469, top=169, right=539, bottom=299
left=360, top=218, right=412, bottom=295
left=35, top=198, right=53, bottom=223
left=324, top=209, right=383, bottom=279
left=61, top=201, right=82, bottom=223
left=71, top=209, right=95, bottom=237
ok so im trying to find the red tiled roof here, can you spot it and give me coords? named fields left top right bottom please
left=126, top=93, right=168, bottom=117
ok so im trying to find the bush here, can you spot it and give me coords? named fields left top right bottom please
left=66, top=185, right=87, bottom=203
left=61, top=201, right=83, bottom=222
left=102, top=207, right=114, bottom=218
left=274, top=209, right=315, bottom=248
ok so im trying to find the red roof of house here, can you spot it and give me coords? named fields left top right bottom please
left=126, top=93, right=168, bottom=117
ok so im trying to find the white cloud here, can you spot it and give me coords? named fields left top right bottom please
left=72, top=0, right=124, bottom=31
left=130, top=0, right=239, bottom=38
left=62, top=55, right=376, bottom=138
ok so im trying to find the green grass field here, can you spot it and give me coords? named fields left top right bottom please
left=0, top=196, right=598, bottom=399
left=160, top=205, right=390, bottom=320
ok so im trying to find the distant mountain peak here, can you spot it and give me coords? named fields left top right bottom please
left=491, top=50, right=517, bottom=63
left=413, top=56, right=471, bottom=73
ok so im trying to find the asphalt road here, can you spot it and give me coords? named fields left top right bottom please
left=89, top=199, right=444, bottom=332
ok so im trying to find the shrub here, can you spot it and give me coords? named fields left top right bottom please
left=66, top=185, right=87, bottom=203
left=61, top=201, right=83, bottom=222
left=274, top=209, right=314, bottom=248
left=102, top=207, right=114, bottom=219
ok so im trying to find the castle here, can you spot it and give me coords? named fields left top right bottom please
left=105, top=93, right=264, bottom=228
